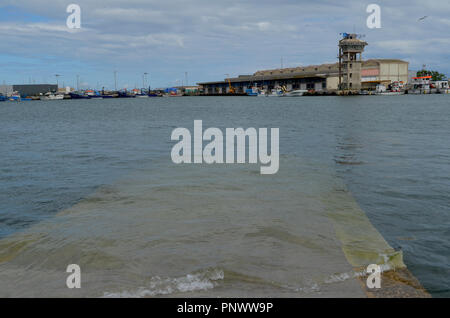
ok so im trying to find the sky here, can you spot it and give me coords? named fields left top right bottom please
left=0, top=0, right=449, bottom=89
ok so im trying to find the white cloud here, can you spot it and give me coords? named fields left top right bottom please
left=1, top=0, right=449, bottom=86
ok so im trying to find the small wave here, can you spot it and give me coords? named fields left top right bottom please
left=334, top=159, right=365, bottom=166
left=324, top=255, right=396, bottom=285
left=102, top=268, right=224, bottom=298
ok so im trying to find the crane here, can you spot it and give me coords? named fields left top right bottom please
left=225, top=74, right=235, bottom=94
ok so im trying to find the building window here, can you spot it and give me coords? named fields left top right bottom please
left=350, top=73, right=352, bottom=78
left=350, top=64, right=352, bottom=69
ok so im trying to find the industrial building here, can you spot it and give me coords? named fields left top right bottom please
left=361, top=59, right=409, bottom=90
left=198, top=34, right=409, bottom=94
left=0, top=84, right=58, bottom=97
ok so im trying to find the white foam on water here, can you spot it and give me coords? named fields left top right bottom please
left=102, top=269, right=224, bottom=298
left=324, top=257, right=395, bottom=285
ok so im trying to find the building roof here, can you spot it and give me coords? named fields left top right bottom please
left=198, top=63, right=339, bottom=85
left=363, top=59, right=409, bottom=66
left=198, top=59, right=409, bottom=86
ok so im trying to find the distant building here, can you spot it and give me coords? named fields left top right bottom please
left=338, top=33, right=368, bottom=91
left=172, top=86, right=201, bottom=95
left=198, top=35, right=409, bottom=94
left=361, top=59, right=409, bottom=90
left=58, top=86, right=75, bottom=94
left=1, top=84, right=58, bottom=97
left=0, top=85, right=13, bottom=96
left=199, top=59, right=409, bottom=95
left=12, top=84, right=58, bottom=97
left=199, top=64, right=339, bottom=95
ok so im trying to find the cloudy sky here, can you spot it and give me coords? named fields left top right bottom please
left=0, top=0, right=449, bottom=89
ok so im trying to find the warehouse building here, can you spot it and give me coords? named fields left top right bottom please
left=0, top=84, right=58, bottom=97
left=198, top=64, right=339, bottom=95
left=199, top=59, right=409, bottom=95
left=198, top=35, right=409, bottom=94
left=13, top=84, right=58, bottom=97
left=361, top=59, right=409, bottom=90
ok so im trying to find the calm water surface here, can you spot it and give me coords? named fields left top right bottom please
left=0, top=96, right=448, bottom=297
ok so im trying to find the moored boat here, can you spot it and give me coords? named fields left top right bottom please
left=431, top=81, right=450, bottom=94
left=69, top=92, right=90, bottom=99
left=283, top=89, right=308, bottom=97
left=40, top=92, right=64, bottom=100
left=246, top=87, right=260, bottom=96
left=257, top=91, right=267, bottom=97
left=408, top=76, right=432, bottom=94
left=9, top=92, right=21, bottom=101
left=267, top=88, right=284, bottom=97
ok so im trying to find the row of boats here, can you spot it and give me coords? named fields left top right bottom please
left=364, top=78, right=450, bottom=95
left=246, top=87, right=308, bottom=97
left=244, top=77, right=450, bottom=97
left=0, top=89, right=168, bottom=102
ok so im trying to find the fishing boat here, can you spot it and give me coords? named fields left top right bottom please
left=40, top=92, right=64, bottom=100
left=283, top=89, right=308, bottom=97
left=0, top=94, right=7, bottom=102
left=267, top=88, right=284, bottom=97
left=117, top=91, right=136, bottom=98
left=378, top=91, right=404, bottom=96
left=85, top=90, right=104, bottom=99
left=9, top=92, right=21, bottom=101
left=257, top=90, right=267, bottom=97
left=69, top=92, right=90, bottom=99
left=131, top=89, right=148, bottom=98
left=246, top=87, right=260, bottom=96
left=375, top=84, right=404, bottom=95
left=431, top=81, right=450, bottom=94
left=168, top=91, right=183, bottom=97
left=409, top=76, right=432, bottom=94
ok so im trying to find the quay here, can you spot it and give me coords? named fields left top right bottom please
left=198, top=34, right=449, bottom=96
left=1, top=35, right=448, bottom=101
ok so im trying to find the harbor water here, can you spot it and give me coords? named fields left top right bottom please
left=0, top=96, right=448, bottom=297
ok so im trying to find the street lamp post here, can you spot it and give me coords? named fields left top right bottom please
left=55, top=74, right=62, bottom=89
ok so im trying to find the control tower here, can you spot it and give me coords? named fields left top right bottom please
left=338, top=33, right=368, bottom=92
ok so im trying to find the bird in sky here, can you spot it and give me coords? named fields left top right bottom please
left=418, top=16, right=428, bottom=22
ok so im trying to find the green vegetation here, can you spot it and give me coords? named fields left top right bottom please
left=416, top=70, right=447, bottom=81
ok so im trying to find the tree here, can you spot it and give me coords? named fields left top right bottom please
left=416, top=69, right=447, bottom=81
